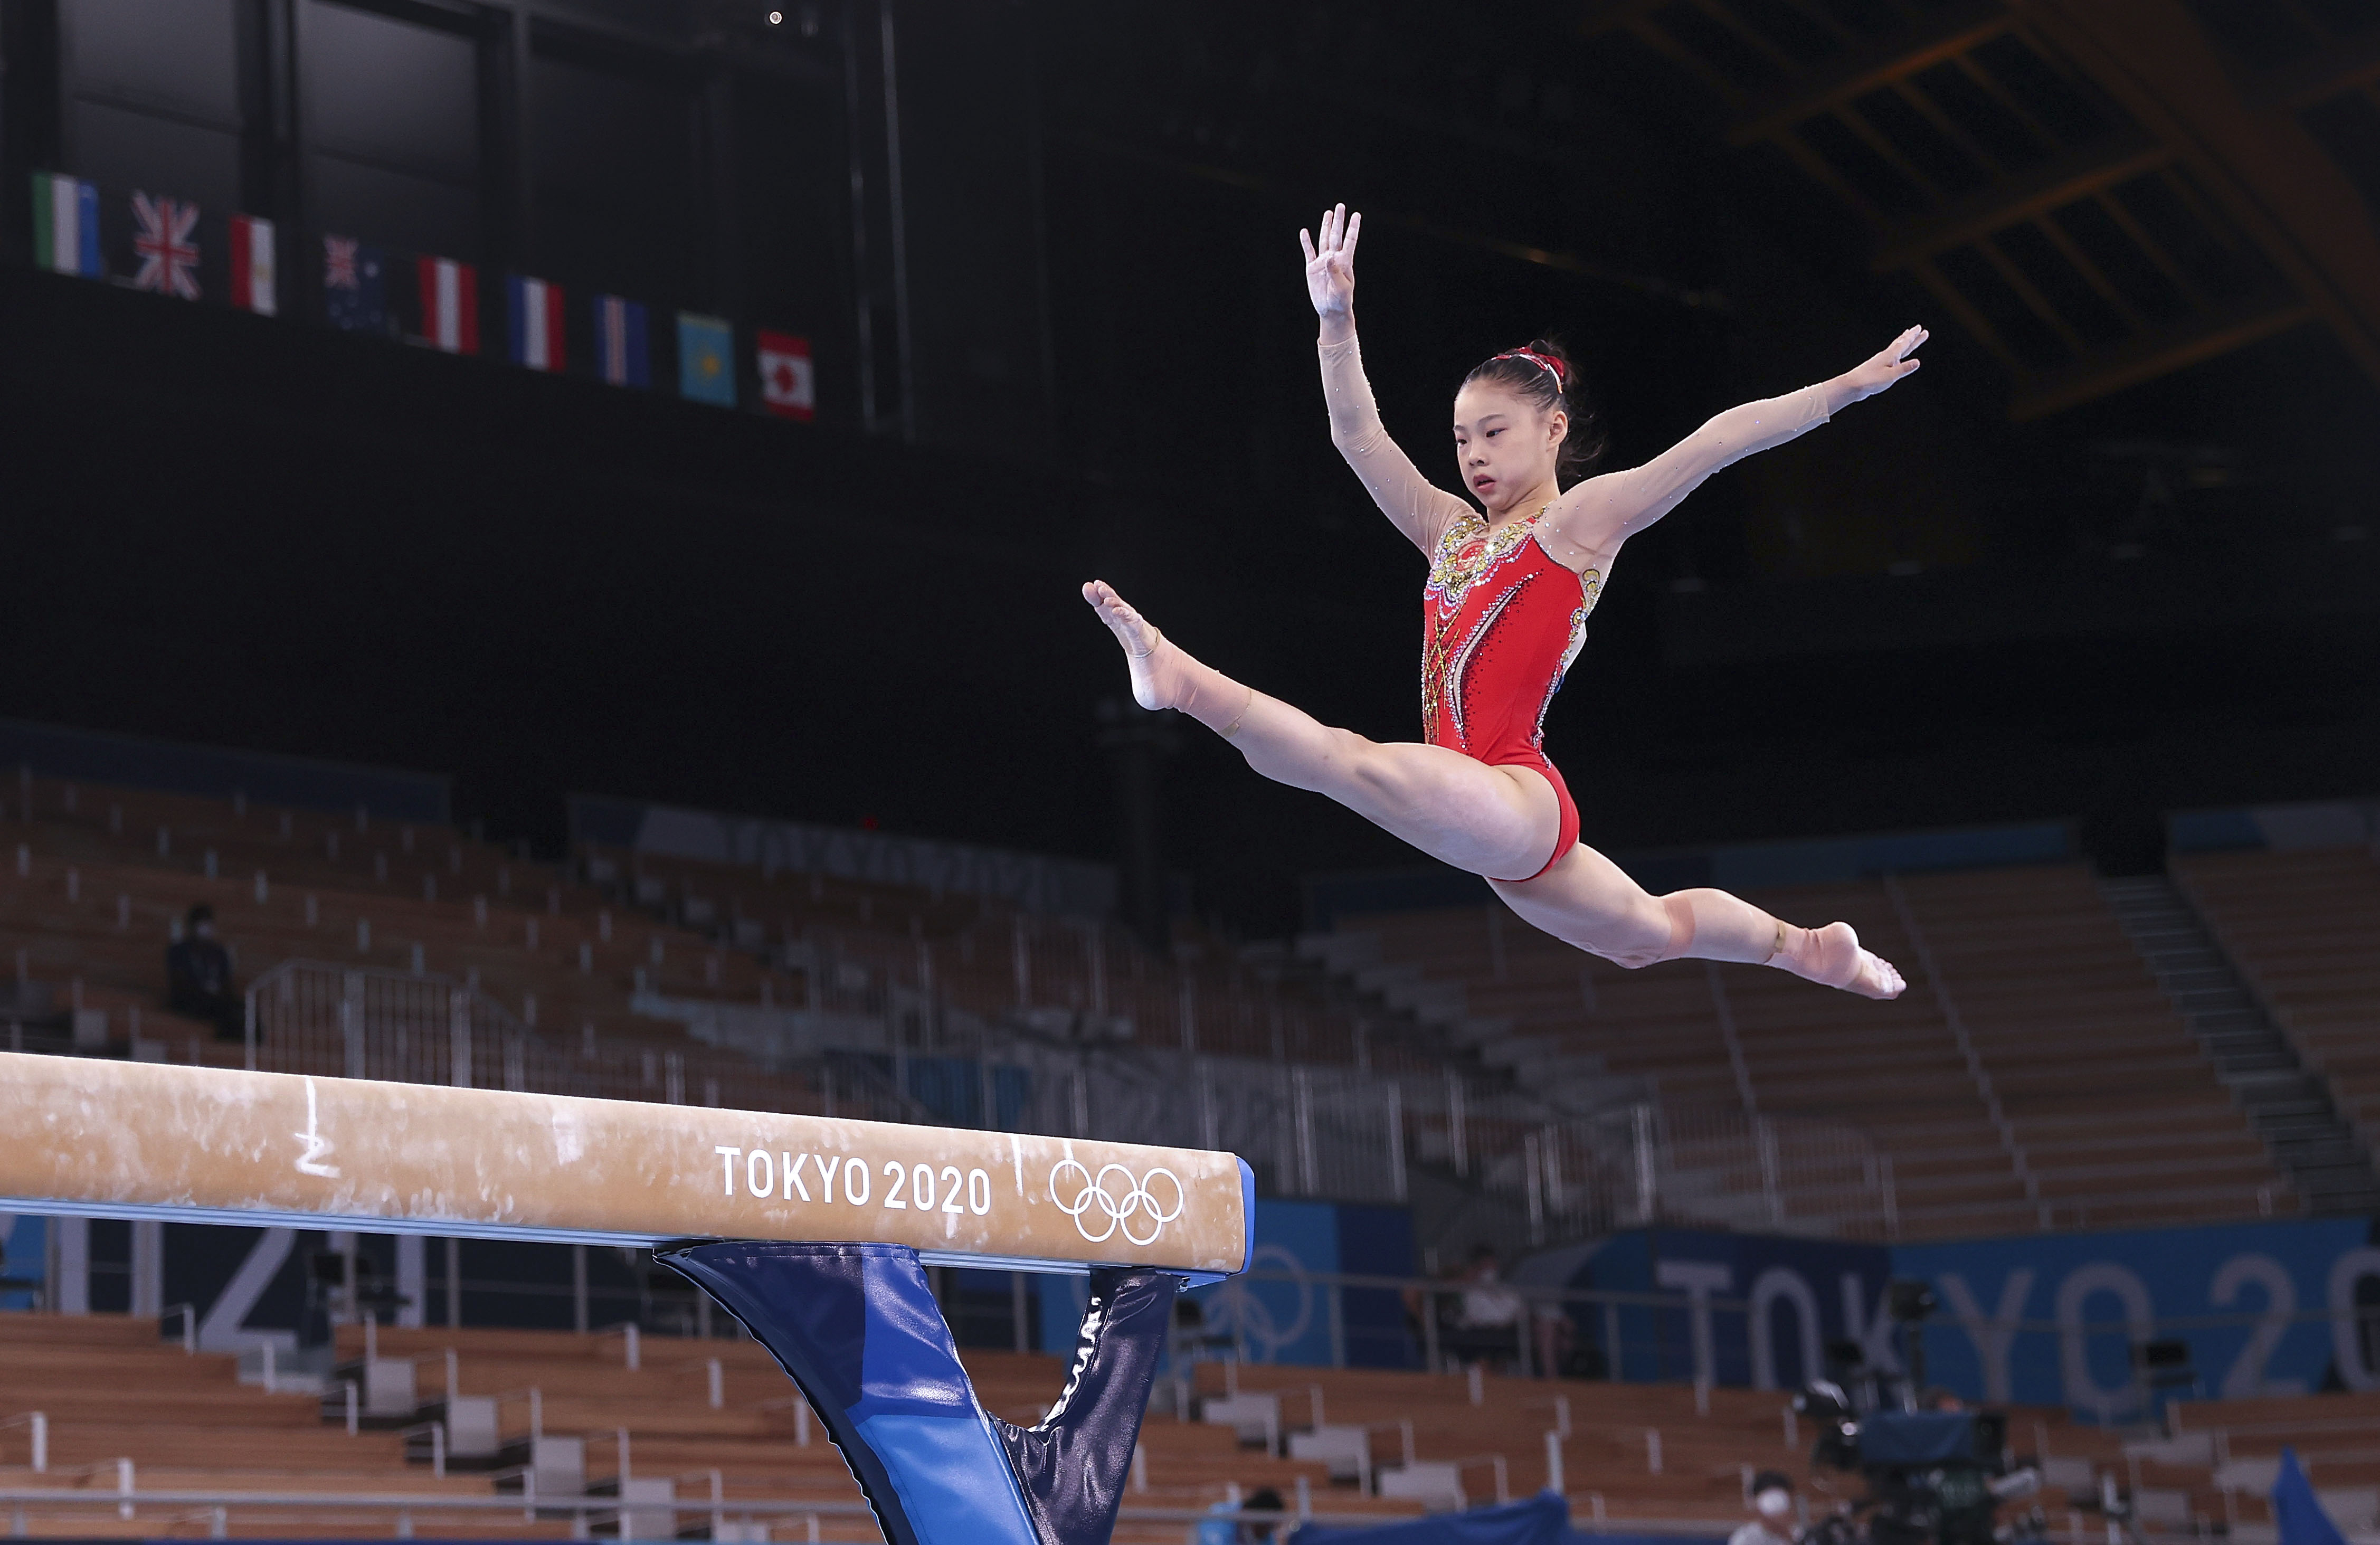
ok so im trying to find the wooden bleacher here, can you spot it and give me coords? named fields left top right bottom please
left=2177, top=846, right=2380, bottom=1158
left=0, top=1310, right=2189, bottom=1542
left=1319, top=862, right=2290, bottom=1237
left=0, top=773, right=1384, bottom=1087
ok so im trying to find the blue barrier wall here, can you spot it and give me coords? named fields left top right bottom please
left=1040, top=1199, right=1420, bottom=1370
left=1592, top=1228, right=1894, bottom=1389
left=0, top=717, right=449, bottom=821
left=1574, top=1216, right=2380, bottom=1419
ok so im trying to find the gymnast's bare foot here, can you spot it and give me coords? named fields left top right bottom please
left=1083, top=581, right=1189, bottom=713
left=1778, top=921, right=1905, bottom=1000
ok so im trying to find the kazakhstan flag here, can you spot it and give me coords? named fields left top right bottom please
left=677, top=312, right=737, bottom=407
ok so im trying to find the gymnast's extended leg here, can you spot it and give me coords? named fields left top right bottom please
left=1494, top=842, right=1904, bottom=999
left=1084, top=580, right=1562, bottom=881
left=1085, top=581, right=1903, bottom=999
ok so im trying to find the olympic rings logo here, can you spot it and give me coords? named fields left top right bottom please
left=1049, top=1159, right=1186, bottom=1247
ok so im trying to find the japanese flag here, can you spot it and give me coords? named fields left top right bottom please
left=757, top=331, right=815, bottom=422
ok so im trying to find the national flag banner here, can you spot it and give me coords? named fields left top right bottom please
left=677, top=312, right=736, bottom=407
left=322, top=233, right=390, bottom=335
left=227, top=214, right=276, bottom=316
left=129, top=191, right=202, bottom=300
left=756, top=330, right=816, bottom=422
left=506, top=274, right=565, bottom=372
left=593, top=294, right=650, bottom=387
left=30, top=173, right=102, bottom=277
left=417, top=255, right=479, bottom=355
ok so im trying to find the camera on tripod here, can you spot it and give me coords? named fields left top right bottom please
left=1793, top=1281, right=2044, bottom=1545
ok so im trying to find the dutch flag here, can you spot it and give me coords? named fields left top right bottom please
left=31, top=172, right=102, bottom=278
left=508, top=274, right=566, bottom=373
left=416, top=255, right=479, bottom=355
left=593, top=295, right=650, bottom=388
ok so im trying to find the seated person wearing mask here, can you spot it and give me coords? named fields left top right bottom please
left=1731, top=1469, right=1799, bottom=1545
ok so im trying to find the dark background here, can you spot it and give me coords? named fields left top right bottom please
left=2, top=0, right=2377, bottom=936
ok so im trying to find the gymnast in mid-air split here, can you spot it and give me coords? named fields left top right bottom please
left=1086, top=204, right=1924, bottom=999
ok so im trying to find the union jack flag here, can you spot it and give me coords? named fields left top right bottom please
left=325, top=235, right=358, bottom=291
left=130, top=191, right=201, bottom=300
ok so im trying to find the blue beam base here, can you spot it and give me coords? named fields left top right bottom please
left=658, top=1240, right=1177, bottom=1545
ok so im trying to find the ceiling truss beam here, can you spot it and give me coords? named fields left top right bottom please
left=2009, top=296, right=2315, bottom=419
left=1725, top=1, right=2015, bottom=145
left=1873, top=127, right=2168, bottom=270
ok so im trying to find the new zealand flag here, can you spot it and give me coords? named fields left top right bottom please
left=322, top=233, right=390, bottom=336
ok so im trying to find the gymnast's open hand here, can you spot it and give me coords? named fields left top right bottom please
left=1837, top=325, right=1929, bottom=402
left=1300, top=203, right=1362, bottom=321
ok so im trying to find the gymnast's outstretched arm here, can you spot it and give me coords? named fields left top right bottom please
left=1304, top=204, right=1475, bottom=556
left=1534, top=326, right=1928, bottom=570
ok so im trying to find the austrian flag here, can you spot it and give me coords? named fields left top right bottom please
left=130, top=191, right=202, bottom=300
left=757, top=330, right=815, bottom=422
left=416, top=255, right=478, bottom=355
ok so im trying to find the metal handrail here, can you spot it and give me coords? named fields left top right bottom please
left=755, top=1394, right=814, bottom=1446
left=1448, top=1451, right=1511, bottom=1506
left=396, top=1419, right=446, bottom=1478
left=491, top=1386, right=543, bottom=1442
left=0, top=1413, right=46, bottom=1474
left=593, top=1321, right=641, bottom=1371
left=0, top=1485, right=1569, bottom=1531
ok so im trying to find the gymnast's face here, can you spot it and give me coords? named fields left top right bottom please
left=1452, top=382, right=1566, bottom=517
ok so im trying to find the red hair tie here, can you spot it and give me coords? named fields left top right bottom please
left=1494, top=348, right=1567, bottom=390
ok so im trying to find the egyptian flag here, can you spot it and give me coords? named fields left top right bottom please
left=228, top=214, right=276, bottom=315
left=593, top=294, right=649, bottom=387
left=416, top=255, right=479, bottom=355
left=507, top=274, right=565, bottom=372
left=756, top=331, right=816, bottom=421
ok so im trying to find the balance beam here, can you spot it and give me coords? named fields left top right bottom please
left=0, top=1051, right=1252, bottom=1276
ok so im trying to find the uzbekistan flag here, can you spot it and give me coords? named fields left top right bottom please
left=756, top=330, right=816, bottom=422
left=417, top=255, right=479, bottom=355
left=229, top=214, right=276, bottom=315
left=594, top=295, right=649, bottom=387
left=507, top=274, right=565, bottom=372
left=677, top=312, right=736, bottom=407
left=31, top=173, right=102, bottom=277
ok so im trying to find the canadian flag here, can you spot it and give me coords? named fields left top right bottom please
left=757, top=331, right=815, bottom=422
left=229, top=214, right=276, bottom=315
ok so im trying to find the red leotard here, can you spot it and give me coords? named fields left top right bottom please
left=1420, top=507, right=1601, bottom=883
left=1319, top=329, right=1842, bottom=884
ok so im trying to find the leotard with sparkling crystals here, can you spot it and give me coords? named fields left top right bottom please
left=1421, top=509, right=1595, bottom=880
left=1317, top=330, right=1847, bottom=883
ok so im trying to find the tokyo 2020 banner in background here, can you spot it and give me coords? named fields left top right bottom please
left=13, top=1196, right=2380, bottom=1423
left=1579, top=1216, right=2380, bottom=1418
